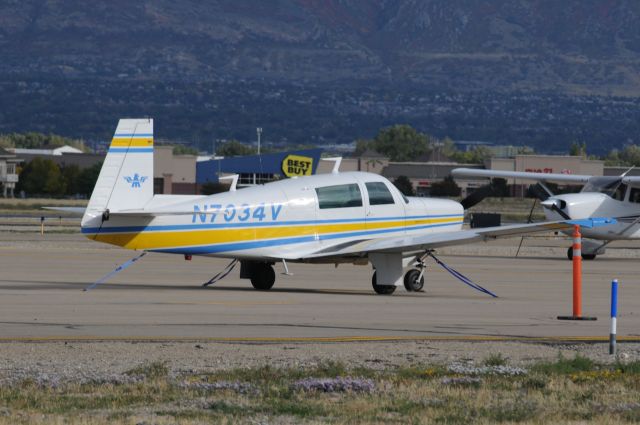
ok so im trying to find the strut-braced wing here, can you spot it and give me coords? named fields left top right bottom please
left=289, top=218, right=615, bottom=260
left=452, top=168, right=592, bottom=184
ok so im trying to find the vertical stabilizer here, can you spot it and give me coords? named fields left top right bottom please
left=82, top=119, right=153, bottom=228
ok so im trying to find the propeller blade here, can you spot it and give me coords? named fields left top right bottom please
left=460, top=184, right=494, bottom=210
left=527, top=183, right=550, bottom=201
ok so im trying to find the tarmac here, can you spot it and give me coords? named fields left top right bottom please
left=1, top=232, right=638, bottom=342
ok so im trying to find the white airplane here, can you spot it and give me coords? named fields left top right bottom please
left=452, top=167, right=640, bottom=260
left=79, top=119, right=609, bottom=294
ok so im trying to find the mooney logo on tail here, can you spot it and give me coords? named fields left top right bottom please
left=124, top=174, right=148, bottom=188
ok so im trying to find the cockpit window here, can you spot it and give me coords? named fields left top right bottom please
left=316, top=184, right=363, bottom=209
left=365, top=182, right=395, bottom=205
left=629, top=188, right=640, bottom=203
left=582, top=177, right=625, bottom=198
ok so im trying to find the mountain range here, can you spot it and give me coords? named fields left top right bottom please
left=2, top=0, right=640, bottom=154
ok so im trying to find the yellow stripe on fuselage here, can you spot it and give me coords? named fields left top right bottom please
left=110, top=138, right=154, bottom=147
left=89, top=217, right=462, bottom=250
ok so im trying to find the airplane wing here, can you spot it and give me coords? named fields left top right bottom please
left=295, top=218, right=614, bottom=259
left=452, top=168, right=592, bottom=184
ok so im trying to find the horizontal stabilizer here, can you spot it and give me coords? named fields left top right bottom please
left=43, top=207, right=87, bottom=215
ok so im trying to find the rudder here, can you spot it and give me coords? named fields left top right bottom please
left=82, top=119, right=154, bottom=228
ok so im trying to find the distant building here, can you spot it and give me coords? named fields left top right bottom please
left=382, top=162, right=483, bottom=197
left=9, top=145, right=84, bottom=156
left=0, top=148, right=21, bottom=198
left=154, top=146, right=197, bottom=194
left=485, top=155, right=603, bottom=196
left=197, top=149, right=323, bottom=189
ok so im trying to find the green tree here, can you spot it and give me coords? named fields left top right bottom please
left=76, top=162, right=103, bottom=197
left=61, top=164, right=82, bottom=196
left=429, top=175, right=461, bottom=197
left=353, top=138, right=372, bottom=156
left=392, top=175, right=415, bottom=196
left=0, top=132, right=88, bottom=152
left=172, top=145, right=199, bottom=155
left=17, top=158, right=66, bottom=196
left=372, top=125, right=432, bottom=161
left=569, top=141, right=587, bottom=157
left=216, top=140, right=256, bottom=156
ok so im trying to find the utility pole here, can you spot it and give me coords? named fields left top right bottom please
left=257, top=127, right=262, bottom=155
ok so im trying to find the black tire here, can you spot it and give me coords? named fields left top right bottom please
left=250, top=264, right=276, bottom=290
left=403, top=269, right=425, bottom=292
left=567, top=247, right=596, bottom=261
left=371, top=271, right=396, bottom=295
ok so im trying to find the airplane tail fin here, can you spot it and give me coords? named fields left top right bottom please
left=81, top=119, right=154, bottom=228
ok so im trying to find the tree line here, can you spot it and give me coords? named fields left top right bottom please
left=16, top=158, right=102, bottom=198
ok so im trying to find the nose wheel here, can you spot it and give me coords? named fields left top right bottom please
left=404, top=268, right=425, bottom=292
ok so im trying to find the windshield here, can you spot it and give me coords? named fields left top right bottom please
left=582, top=177, right=624, bottom=197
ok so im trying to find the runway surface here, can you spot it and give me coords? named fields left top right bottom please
left=1, top=233, right=638, bottom=341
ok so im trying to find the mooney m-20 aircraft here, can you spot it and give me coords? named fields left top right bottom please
left=452, top=167, right=640, bottom=260
left=80, top=119, right=609, bottom=294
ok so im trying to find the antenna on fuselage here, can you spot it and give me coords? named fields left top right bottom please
left=322, top=157, right=342, bottom=174
left=219, top=174, right=239, bottom=191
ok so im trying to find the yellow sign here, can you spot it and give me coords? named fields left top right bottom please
left=282, top=155, right=313, bottom=177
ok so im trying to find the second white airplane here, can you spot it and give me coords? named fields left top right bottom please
left=80, top=119, right=608, bottom=294
left=453, top=167, right=640, bottom=260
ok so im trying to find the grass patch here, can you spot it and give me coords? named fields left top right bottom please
left=483, top=352, right=508, bottom=367
left=532, top=353, right=596, bottom=374
left=125, top=361, right=169, bottom=379
left=3, top=356, right=640, bottom=424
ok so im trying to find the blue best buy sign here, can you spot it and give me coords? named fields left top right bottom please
left=196, top=148, right=323, bottom=184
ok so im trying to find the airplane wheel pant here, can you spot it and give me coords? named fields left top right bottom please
left=250, top=263, right=276, bottom=290
left=371, top=271, right=396, bottom=295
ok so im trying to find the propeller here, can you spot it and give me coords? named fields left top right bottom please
left=460, top=184, right=496, bottom=210
left=527, top=183, right=551, bottom=201
left=541, top=199, right=571, bottom=220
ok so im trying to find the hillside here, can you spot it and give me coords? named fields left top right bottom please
left=2, top=0, right=640, bottom=152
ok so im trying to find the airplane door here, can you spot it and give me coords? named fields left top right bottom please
left=314, top=182, right=366, bottom=244
left=362, top=180, right=406, bottom=236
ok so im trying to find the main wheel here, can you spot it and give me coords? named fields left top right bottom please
left=403, top=269, right=425, bottom=292
left=567, top=247, right=596, bottom=261
left=250, top=263, right=276, bottom=290
left=371, top=271, right=396, bottom=295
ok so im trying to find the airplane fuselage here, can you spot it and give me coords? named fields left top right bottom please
left=81, top=172, right=464, bottom=262
left=544, top=192, right=640, bottom=240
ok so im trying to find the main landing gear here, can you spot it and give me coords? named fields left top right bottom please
left=371, top=256, right=426, bottom=295
left=567, top=247, right=596, bottom=261
left=240, top=261, right=276, bottom=290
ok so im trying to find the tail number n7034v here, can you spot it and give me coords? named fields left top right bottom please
left=192, top=203, right=283, bottom=224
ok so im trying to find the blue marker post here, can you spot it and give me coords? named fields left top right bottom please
left=610, top=279, right=619, bottom=355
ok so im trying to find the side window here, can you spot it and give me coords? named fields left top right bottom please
left=613, top=183, right=628, bottom=201
left=365, top=182, right=395, bottom=205
left=316, top=184, right=363, bottom=209
left=630, top=188, right=640, bottom=203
